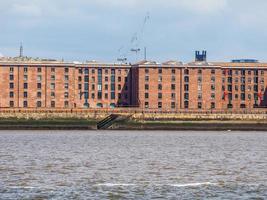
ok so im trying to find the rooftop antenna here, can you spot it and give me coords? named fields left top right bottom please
left=19, top=43, right=23, bottom=57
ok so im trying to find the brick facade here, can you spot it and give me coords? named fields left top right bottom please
left=0, top=58, right=267, bottom=111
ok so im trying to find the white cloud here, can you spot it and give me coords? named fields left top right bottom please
left=0, top=52, right=4, bottom=57
left=11, top=3, right=43, bottom=17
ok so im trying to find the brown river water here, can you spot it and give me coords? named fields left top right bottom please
left=0, top=130, right=266, bottom=199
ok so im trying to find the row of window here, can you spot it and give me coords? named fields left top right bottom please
left=223, top=93, right=263, bottom=101
left=78, top=84, right=128, bottom=91
left=78, top=68, right=129, bottom=75
left=10, top=67, right=69, bottom=73
left=78, top=76, right=128, bottom=83
left=222, top=85, right=264, bottom=92
left=82, top=92, right=127, bottom=100
left=222, top=69, right=264, bottom=76
left=222, top=77, right=264, bottom=84
left=9, top=101, right=68, bottom=108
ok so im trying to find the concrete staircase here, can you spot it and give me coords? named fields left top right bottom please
left=97, top=114, right=119, bottom=129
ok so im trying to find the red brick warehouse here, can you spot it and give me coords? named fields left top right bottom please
left=0, top=51, right=266, bottom=111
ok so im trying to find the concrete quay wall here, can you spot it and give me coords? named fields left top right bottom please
left=0, top=109, right=266, bottom=121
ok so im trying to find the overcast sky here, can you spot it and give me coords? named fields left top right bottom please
left=1, top=0, right=267, bottom=63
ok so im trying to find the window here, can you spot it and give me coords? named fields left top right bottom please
left=184, top=84, right=189, bottom=91
left=171, top=93, right=176, bottom=99
left=241, top=93, right=246, bottom=101
left=105, top=69, right=109, bottom=74
left=198, top=102, right=202, bottom=109
left=235, top=85, right=238, bottom=91
left=145, top=102, right=149, bottom=108
left=51, top=75, right=55, bottom=81
left=91, top=93, right=95, bottom=99
left=50, top=83, right=55, bottom=90
left=145, top=76, right=149, bottom=81
left=254, top=70, right=258, bottom=76
left=211, top=85, right=215, bottom=91
left=51, top=101, right=55, bottom=108
left=51, top=92, right=55, bottom=98
left=37, top=92, right=41, bottom=98
left=261, top=70, right=264, bottom=75
left=171, top=102, right=176, bottom=109
left=64, top=75, right=69, bottom=81
left=145, top=68, right=149, bottom=74
left=184, top=101, right=189, bottom=109
left=111, top=92, right=115, bottom=99
left=254, top=77, right=258, bottom=84
left=158, top=93, right=162, bottom=99
left=198, top=93, right=202, bottom=100
left=211, top=93, right=215, bottom=100
left=37, top=75, right=42, bottom=82
left=84, top=83, right=89, bottom=90
left=23, top=92, right=27, bottom=98
left=37, top=83, right=41, bottom=89
left=158, top=84, right=162, bottom=90
left=158, top=76, right=162, bottom=82
left=64, top=101, right=69, bottom=108
left=9, top=75, right=14, bottom=80
left=254, top=85, right=258, bottom=92
left=24, top=67, right=28, bottom=73
left=118, top=84, right=121, bottom=90
left=158, top=102, right=162, bottom=109
left=145, top=84, right=149, bottom=90
left=228, top=85, right=232, bottom=92
left=198, top=69, right=202, bottom=74
left=241, top=70, right=245, bottom=76
left=172, top=69, right=175, bottom=74
left=9, top=92, right=14, bottom=98
left=24, top=75, right=28, bottom=81
left=211, top=69, right=215, bottom=74
left=24, top=83, right=28, bottom=89
left=105, top=84, right=108, bottom=90
left=145, top=93, right=149, bottom=99
left=241, top=85, right=245, bottom=92
left=98, top=92, right=102, bottom=99
left=37, top=67, right=42, bottom=73
left=10, top=67, right=14, bottom=73
left=10, top=101, right=14, bottom=107
left=228, top=70, right=232, bottom=76
left=184, top=93, right=189, bottom=100
left=171, top=84, right=175, bottom=90
left=158, top=68, right=162, bottom=74
left=184, top=76, right=189, bottom=83
left=198, top=77, right=202, bottom=83
left=105, top=93, right=108, bottom=99
left=235, top=94, right=239, bottom=99
left=184, top=69, right=189, bottom=75
left=228, top=77, right=232, bottom=83
left=211, top=102, right=215, bottom=109
left=105, top=77, right=108, bottom=82
left=235, top=70, right=239, bottom=75
left=64, top=83, right=69, bottom=89
left=171, top=76, right=176, bottom=82
left=64, top=68, right=69, bottom=73
left=51, top=68, right=55, bottom=73
left=23, top=101, right=28, bottom=108
left=64, top=92, right=69, bottom=98
left=211, top=76, right=215, bottom=83
left=85, top=68, right=89, bottom=75
left=118, top=77, right=121, bottom=82
left=37, top=101, right=42, bottom=107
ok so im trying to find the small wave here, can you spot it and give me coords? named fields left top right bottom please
left=168, top=182, right=217, bottom=187
left=96, top=183, right=136, bottom=187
